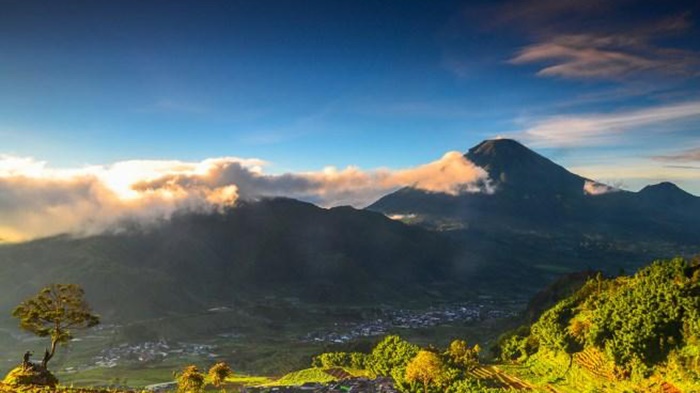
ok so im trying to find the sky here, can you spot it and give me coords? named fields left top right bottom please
left=1, top=0, right=700, bottom=241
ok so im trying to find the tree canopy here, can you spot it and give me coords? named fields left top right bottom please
left=405, top=350, right=445, bottom=393
left=499, top=257, right=700, bottom=380
left=12, top=283, right=99, bottom=368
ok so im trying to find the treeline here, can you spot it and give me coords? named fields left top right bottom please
left=312, top=335, right=494, bottom=393
left=497, top=257, right=700, bottom=384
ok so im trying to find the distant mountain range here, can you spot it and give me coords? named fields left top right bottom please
left=0, top=139, right=698, bottom=328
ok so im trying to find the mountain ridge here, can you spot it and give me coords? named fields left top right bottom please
left=368, top=138, right=699, bottom=242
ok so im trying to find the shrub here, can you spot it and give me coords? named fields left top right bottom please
left=207, top=362, right=232, bottom=387
left=176, top=365, right=205, bottom=393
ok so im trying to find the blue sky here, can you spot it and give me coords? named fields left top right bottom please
left=2, top=0, right=700, bottom=192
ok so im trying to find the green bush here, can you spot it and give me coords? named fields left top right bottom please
left=313, top=351, right=367, bottom=369
left=367, top=335, right=420, bottom=380
left=499, top=258, right=700, bottom=379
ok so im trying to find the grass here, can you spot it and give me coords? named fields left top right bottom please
left=225, top=374, right=273, bottom=386
left=0, top=381, right=148, bottom=393
left=58, top=364, right=177, bottom=388
left=262, top=367, right=337, bottom=386
left=260, top=367, right=369, bottom=387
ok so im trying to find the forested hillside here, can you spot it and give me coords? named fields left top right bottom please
left=497, top=257, right=700, bottom=392
left=0, top=198, right=470, bottom=323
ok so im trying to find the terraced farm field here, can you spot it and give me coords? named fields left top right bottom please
left=573, top=348, right=616, bottom=380
left=468, top=365, right=535, bottom=390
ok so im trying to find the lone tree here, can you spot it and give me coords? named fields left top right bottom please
left=405, top=350, right=445, bottom=393
left=445, top=339, right=481, bottom=370
left=176, top=365, right=205, bottom=393
left=12, top=284, right=99, bottom=369
left=207, top=362, right=233, bottom=388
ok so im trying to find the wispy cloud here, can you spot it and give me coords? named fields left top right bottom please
left=510, top=33, right=700, bottom=80
left=502, top=1, right=700, bottom=80
left=653, top=147, right=700, bottom=162
left=571, top=162, right=700, bottom=188
left=518, top=100, right=700, bottom=147
left=0, top=152, right=491, bottom=241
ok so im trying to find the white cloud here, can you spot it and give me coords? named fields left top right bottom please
left=0, top=152, right=491, bottom=241
left=583, top=180, right=619, bottom=195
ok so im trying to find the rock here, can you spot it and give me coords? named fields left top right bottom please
left=2, top=364, right=58, bottom=387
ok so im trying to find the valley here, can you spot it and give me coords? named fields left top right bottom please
left=1, top=140, right=699, bottom=392
left=4, top=0, right=700, bottom=390
left=1, top=295, right=525, bottom=387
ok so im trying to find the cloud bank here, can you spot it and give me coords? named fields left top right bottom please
left=0, top=152, right=491, bottom=242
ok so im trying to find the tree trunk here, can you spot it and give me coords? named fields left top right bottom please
left=41, top=339, right=58, bottom=369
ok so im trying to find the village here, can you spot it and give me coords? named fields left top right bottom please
left=76, top=302, right=519, bottom=371
left=90, top=340, right=217, bottom=369
left=45, top=299, right=523, bottom=379
left=302, top=302, right=518, bottom=344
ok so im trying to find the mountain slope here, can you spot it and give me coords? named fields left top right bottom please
left=368, top=139, right=700, bottom=243
left=497, top=257, right=700, bottom=392
left=0, top=198, right=476, bottom=323
left=466, top=138, right=587, bottom=197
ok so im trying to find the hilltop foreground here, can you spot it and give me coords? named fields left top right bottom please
left=2, top=257, right=699, bottom=392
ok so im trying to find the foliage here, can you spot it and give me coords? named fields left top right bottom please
left=443, top=378, right=502, bottom=393
left=206, top=362, right=232, bottom=387
left=586, top=259, right=697, bottom=375
left=530, top=296, right=581, bottom=357
left=175, top=365, right=205, bottom=393
left=266, top=367, right=337, bottom=386
left=405, top=350, right=445, bottom=393
left=444, top=340, right=481, bottom=370
left=2, top=366, right=58, bottom=387
left=312, top=351, right=367, bottom=369
left=313, top=335, right=493, bottom=393
left=366, top=335, right=420, bottom=386
left=499, top=257, right=700, bottom=381
left=496, top=326, right=538, bottom=362
left=0, top=381, right=149, bottom=393
left=12, top=283, right=99, bottom=368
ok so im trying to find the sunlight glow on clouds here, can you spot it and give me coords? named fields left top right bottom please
left=510, top=33, right=700, bottom=80
left=583, top=180, right=619, bottom=195
left=0, top=152, right=490, bottom=241
left=506, top=3, right=700, bottom=81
